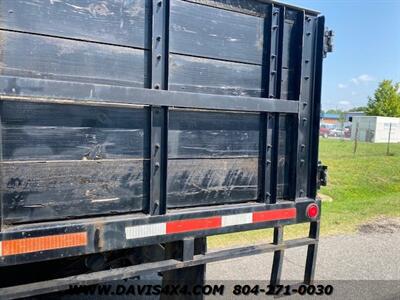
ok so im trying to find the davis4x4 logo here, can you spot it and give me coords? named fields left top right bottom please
left=68, top=284, right=225, bottom=297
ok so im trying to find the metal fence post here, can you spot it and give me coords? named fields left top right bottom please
left=353, top=122, right=359, bottom=155
left=387, top=123, right=392, bottom=156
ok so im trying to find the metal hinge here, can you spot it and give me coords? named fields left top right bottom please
left=323, top=28, right=334, bottom=58
left=317, top=161, right=328, bottom=189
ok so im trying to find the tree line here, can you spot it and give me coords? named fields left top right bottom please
left=366, top=80, right=400, bottom=117
left=322, top=80, right=400, bottom=118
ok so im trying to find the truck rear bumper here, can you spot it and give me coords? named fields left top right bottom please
left=0, top=199, right=320, bottom=267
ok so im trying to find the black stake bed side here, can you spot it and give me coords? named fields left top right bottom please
left=0, top=0, right=329, bottom=298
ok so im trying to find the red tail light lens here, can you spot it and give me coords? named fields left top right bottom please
left=306, top=204, right=319, bottom=219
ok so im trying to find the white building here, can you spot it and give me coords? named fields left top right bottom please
left=351, top=116, right=400, bottom=143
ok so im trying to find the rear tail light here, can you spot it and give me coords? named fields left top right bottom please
left=306, top=203, right=319, bottom=219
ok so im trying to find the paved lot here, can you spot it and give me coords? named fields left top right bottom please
left=45, top=220, right=400, bottom=299
left=207, top=232, right=400, bottom=280
left=207, top=227, right=400, bottom=299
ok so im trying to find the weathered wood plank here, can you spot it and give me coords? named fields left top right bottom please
left=281, top=68, right=297, bottom=100
left=0, top=30, right=149, bottom=87
left=1, top=159, right=149, bottom=224
left=169, top=110, right=260, bottom=158
left=167, top=158, right=258, bottom=207
left=281, top=10, right=302, bottom=100
left=276, top=114, right=295, bottom=199
left=182, top=0, right=269, bottom=17
left=1, top=101, right=148, bottom=128
left=182, top=0, right=319, bottom=17
left=1, top=101, right=149, bottom=160
left=282, top=20, right=296, bottom=69
left=169, top=54, right=264, bottom=97
left=170, top=0, right=265, bottom=64
left=0, top=0, right=151, bottom=49
left=3, top=126, right=147, bottom=161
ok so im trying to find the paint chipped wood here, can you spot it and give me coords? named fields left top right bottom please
left=1, top=159, right=149, bottom=224
left=0, top=0, right=151, bottom=49
left=167, top=158, right=258, bottom=207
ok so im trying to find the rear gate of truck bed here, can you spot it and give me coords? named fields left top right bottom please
left=0, top=0, right=329, bottom=298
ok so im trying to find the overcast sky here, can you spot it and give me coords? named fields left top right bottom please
left=288, top=0, right=400, bottom=110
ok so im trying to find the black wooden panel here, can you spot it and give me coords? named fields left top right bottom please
left=282, top=19, right=298, bottom=69
left=3, top=127, right=146, bottom=161
left=168, top=110, right=259, bottom=158
left=0, top=0, right=151, bottom=49
left=1, top=159, right=148, bottom=224
left=169, top=54, right=263, bottom=97
left=170, top=0, right=265, bottom=64
left=1, top=101, right=149, bottom=160
left=0, top=31, right=149, bottom=87
left=182, top=0, right=269, bottom=17
left=281, top=69, right=296, bottom=100
left=167, top=158, right=258, bottom=207
left=276, top=114, right=295, bottom=199
left=281, top=10, right=302, bottom=100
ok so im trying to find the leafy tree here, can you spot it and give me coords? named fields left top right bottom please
left=348, top=106, right=367, bottom=112
left=325, top=109, right=344, bottom=114
left=366, top=80, right=400, bottom=117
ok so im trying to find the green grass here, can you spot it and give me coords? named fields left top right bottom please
left=209, top=139, right=400, bottom=249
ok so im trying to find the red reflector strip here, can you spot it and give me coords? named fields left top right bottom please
left=1, top=232, right=87, bottom=257
left=166, top=217, right=222, bottom=234
left=125, top=208, right=297, bottom=240
left=252, top=208, right=297, bottom=223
